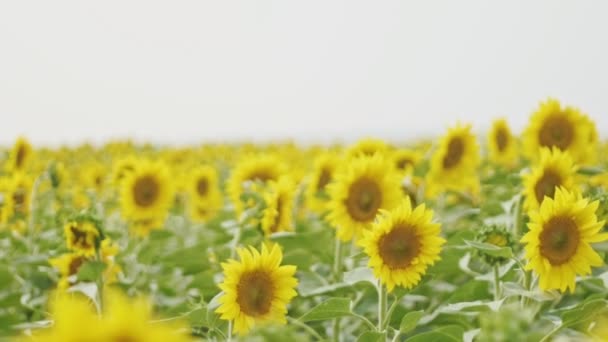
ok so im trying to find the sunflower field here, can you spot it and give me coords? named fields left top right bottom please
left=2, top=98, right=608, bottom=341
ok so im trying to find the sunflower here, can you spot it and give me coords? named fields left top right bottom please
left=523, top=98, right=594, bottom=164
left=188, top=165, right=221, bottom=203
left=261, top=177, right=296, bottom=236
left=82, top=162, right=107, bottom=193
left=580, top=114, right=599, bottom=165
left=346, top=138, right=390, bottom=159
left=487, top=119, right=518, bottom=168
left=522, top=148, right=577, bottom=212
left=359, top=201, right=445, bottom=292
left=64, top=219, right=100, bottom=257
left=521, top=188, right=608, bottom=292
left=49, top=253, right=86, bottom=290
left=392, top=149, right=422, bottom=176
left=426, top=124, right=480, bottom=197
left=6, top=137, right=33, bottom=172
left=120, top=159, right=174, bottom=221
left=216, top=244, right=298, bottom=335
left=305, top=153, right=340, bottom=214
left=326, top=154, right=403, bottom=242
left=6, top=172, right=32, bottom=218
left=130, top=217, right=165, bottom=237
left=227, top=155, right=287, bottom=215
left=111, top=155, right=138, bottom=185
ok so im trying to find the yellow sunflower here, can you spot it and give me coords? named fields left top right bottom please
left=82, top=162, right=107, bottom=193
left=521, top=188, right=608, bottom=292
left=261, top=177, right=296, bottom=236
left=426, top=124, right=480, bottom=197
left=64, top=220, right=100, bottom=257
left=120, top=159, right=174, bottom=221
left=49, top=253, right=87, bottom=290
left=487, top=119, right=518, bottom=168
left=522, top=148, right=577, bottom=212
left=326, top=154, right=403, bottom=242
left=6, top=137, right=33, bottom=172
left=580, top=113, right=599, bottom=165
left=216, top=244, right=298, bottom=335
left=111, top=155, right=138, bottom=185
left=523, top=98, right=593, bottom=164
left=6, top=172, right=33, bottom=219
left=227, top=155, right=287, bottom=215
left=359, top=201, right=445, bottom=292
left=188, top=165, right=221, bottom=204
left=392, top=148, right=422, bottom=176
left=346, top=138, right=390, bottom=159
left=305, top=153, right=340, bottom=214
left=129, top=217, right=165, bottom=237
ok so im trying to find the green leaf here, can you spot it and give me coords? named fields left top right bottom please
left=400, top=310, right=424, bottom=334
left=405, top=325, right=464, bottom=342
left=299, top=298, right=352, bottom=322
left=357, top=331, right=386, bottom=342
left=560, top=298, right=607, bottom=329
left=464, top=240, right=513, bottom=258
left=578, top=166, right=605, bottom=176
left=77, top=260, right=107, bottom=282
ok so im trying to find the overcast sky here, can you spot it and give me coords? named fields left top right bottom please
left=0, top=1, right=606, bottom=146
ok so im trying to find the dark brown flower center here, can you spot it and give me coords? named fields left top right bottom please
left=16, top=145, right=26, bottom=169
left=345, top=178, right=382, bottom=222
left=317, top=168, right=332, bottom=191
left=538, top=114, right=574, bottom=150
left=196, top=178, right=209, bottom=197
left=133, top=175, right=159, bottom=207
left=378, top=224, right=421, bottom=269
left=247, top=171, right=274, bottom=183
left=539, top=216, right=580, bottom=265
left=534, top=169, right=562, bottom=204
left=495, top=127, right=509, bottom=152
left=236, top=271, right=275, bottom=316
left=442, top=137, right=464, bottom=169
left=68, top=256, right=86, bottom=275
left=70, top=225, right=93, bottom=249
left=396, top=158, right=413, bottom=170
left=270, top=195, right=285, bottom=233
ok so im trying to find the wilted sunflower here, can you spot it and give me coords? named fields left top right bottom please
left=216, top=244, right=298, bottom=335
left=523, top=98, right=594, bottom=164
left=392, top=148, right=422, bottom=176
left=305, top=153, right=340, bottom=213
left=120, top=159, right=174, bottom=221
left=227, top=155, right=287, bottom=215
left=261, top=177, right=295, bottom=236
left=521, top=188, right=608, bottom=292
left=426, top=124, right=480, bottom=197
left=6, top=137, right=33, bottom=172
left=359, top=201, right=445, bottom=291
left=64, top=219, right=100, bottom=257
left=522, top=148, right=577, bottom=212
left=327, top=154, right=403, bottom=242
left=487, top=119, right=518, bottom=168
left=346, top=138, right=391, bottom=159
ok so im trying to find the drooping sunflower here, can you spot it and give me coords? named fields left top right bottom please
left=346, top=138, right=391, bottom=159
left=426, top=124, right=480, bottom=197
left=216, top=244, right=298, bottom=335
left=359, top=201, right=445, bottom=292
left=523, top=98, right=594, bottom=164
left=63, top=219, right=100, bottom=257
left=120, top=159, right=174, bottom=221
left=487, top=119, right=518, bottom=168
left=392, top=148, right=422, bottom=176
left=326, top=154, right=403, bottom=242
left=521, top=188, right=608, bottom=292
left=6, top=137, right=33, bottom=172
left=227, top=155, right=287, bottom=215
left=522, top=148, right=577, bottom=212
left=261, top=177, right=296, bottom=236
left=305, top=153, right=340, bottom=213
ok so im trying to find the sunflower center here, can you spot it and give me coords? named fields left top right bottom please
left=538, top=114, right=574, bottom=150
left=442, top=137, right=464, bottom=169
left=133, top=176, right=159, bottom=207
left=196, top=178, right=209, bottom=197
left=377, top=224, right=421, bottom=269
left=68, top=256, right=85, bottom=275
left=534, top=169, right=562, bottom=204
left=485, top=233, right=507, bottom=247
left=346, top=178, right=382, bottom=222
left=317, top=168, right=332, bottom=191
left=70, top=225, right=93, bottom=249
left=236, top=270, right=275, bottom=317
left=16, top=145, right=26, bottom=168
left=396, top=158, right=413, bottom=170
left=112, top=334, right=139, bottom=342
left=248, top=171, right=273, bottom=183
left=539, top=216, right=580, bottom=265
left=495, top=128, right=509, bottom=152
left=270, top=195, right=284, bottom=233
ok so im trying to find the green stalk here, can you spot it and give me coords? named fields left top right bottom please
left=333, top=238, right=343, bottom=341
left=493, top=264, right=501, bottom=300
left=377, top=281, right=388, bottom=330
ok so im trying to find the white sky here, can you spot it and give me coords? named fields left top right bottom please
left=0, top=1, right=607, bottom=146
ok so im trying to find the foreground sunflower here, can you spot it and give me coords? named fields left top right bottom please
left=216, top=244, right=298, bottom=335
left=326, top=154, right=403, bottom=242
left=305, top=153, right=340, bottom=213
left=521, top=188, right=608, bottom=292
left=487, top=119, right=518, bottom=168
left=523, top=98, right=594, bottom=164
left=261, top=177, right=296, bottom=235
left=120, top=159, right=174, bottom=221
left=426, top=124, right=480, bottom=197
left=359, top=201, right=445, bottom=291
left=522, top=148, right=577, bottom=212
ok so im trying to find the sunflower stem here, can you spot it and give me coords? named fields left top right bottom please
left=95, top=249, right=104, bottom=313
left=227, top=321, right=233, bottom=341
left=333, top=316, right=341, bottom=342
left=333, top=238, right=343, bottom=281
left=377, top=281, right=388, bottom=331
left=493, top=264, right=501, bottom=300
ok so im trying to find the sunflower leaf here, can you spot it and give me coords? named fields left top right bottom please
left=404, top=324, right=464, bottom=342
left=299, top=297, right=352, bottom=322
left=463, top=240, right=513, bottom=258
left=399, top=310, right=424, bottom=334
left=357, top=331, right=386, bottom=342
